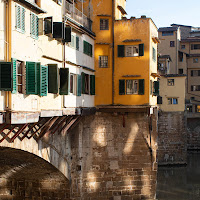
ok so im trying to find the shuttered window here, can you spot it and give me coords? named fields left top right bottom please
left=44, top=17, right=53, bottom=35
left=0, top=62, right=12, bottom=91
left=153, top=81, right=159, bottom=96
left=119, top=80, right=125, bottom=95
left=90, top=75, right=95, bottom=95
left=76, top=36, right=79, bottom=50
left=83, top=41, right=93, bottom=57
left=139, top=44, right=144, bottom=56
left=118, top=44, right=144, bottom=57
left=39, top=65, right=48, bottom=96
left=138, top=79, right=144, bottom=95
left=60, top=68, right=69, bottom=95
left=77, top=74, right=82, bottom=96
left=48, top=64, right=58, bottom=94
left=12, top=58, right=17, bottom=94
left=30, top=12, right=39, bottom=39
left=118, top=45, right=125, bottom=57
left=15, top=4, right=25, bottom=33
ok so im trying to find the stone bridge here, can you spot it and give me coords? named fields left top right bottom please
left=0, top=107, right=158, bottom=200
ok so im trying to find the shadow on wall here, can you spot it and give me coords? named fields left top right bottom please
left=0, top=147, right=70, bottom=200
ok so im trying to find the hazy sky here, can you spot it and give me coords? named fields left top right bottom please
left=126, top=0, right=200, bottom=28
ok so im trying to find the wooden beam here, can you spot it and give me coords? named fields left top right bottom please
left=0, top=125, right=17, bottom=143
left=9, top=124, right=28, bottom=143
left=20, top=122, right=38, bottom=141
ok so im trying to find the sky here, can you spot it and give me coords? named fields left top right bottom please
left=126, top=0, right=200, bottom=28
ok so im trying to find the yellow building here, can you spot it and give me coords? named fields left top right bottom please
left=82, top=0, right=159, bottom=106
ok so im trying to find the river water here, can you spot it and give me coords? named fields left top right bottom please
left=156, top=152, right=200, bottom=200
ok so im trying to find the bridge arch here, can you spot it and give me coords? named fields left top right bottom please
left=0, top=147, right=70, bottom=200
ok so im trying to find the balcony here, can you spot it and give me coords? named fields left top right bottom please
left=65, top=1, right=92, bottom=31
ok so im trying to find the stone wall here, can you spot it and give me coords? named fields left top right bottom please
left=70, top=111, right=158, bottom=200
left=157, top=112, right=187, bottom=165
left=187, top=118, right=200, bottom=150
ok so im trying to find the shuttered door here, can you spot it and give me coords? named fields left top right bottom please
left=26, top=62, right=37, bottom=94
left=138, top=79, right=145, bottom=95
left=48, top=64, right=58, bottom=94
left=81, top=72, right=85, bottom=94
left=12, top=58, right=17, bottom=94
left=77, top=74, right=82, bottom=96
left=139, top=44, right=144, bottom=56
left=90, top=75, right=95, bottom=95
left=60, top=68, right=69, bottom=95
left=118, top=45, right=125, bottom=57
left=40, top=65, right=48, bottom=96
left=0, top=62, right=12, bottom=91
left=119, top=80, right=125, bottom=95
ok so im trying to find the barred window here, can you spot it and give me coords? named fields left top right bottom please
left=99, top=56, right=108, bottom=68
left=100, top=19, right=109, bottom=30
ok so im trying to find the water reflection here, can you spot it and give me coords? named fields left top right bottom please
left=157, top=152, right=200, bottom=200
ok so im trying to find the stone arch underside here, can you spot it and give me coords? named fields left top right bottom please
left=0, top=147, right=70, bottom=200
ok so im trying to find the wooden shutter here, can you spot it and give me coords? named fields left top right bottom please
left=138, top=79, right=145, bottom=95
left=48, top=64, right=58, bottom=93
left=60, top=68, right=69, bottom=95
left=16, top=5, right=21, bottom=30
left=81, top=72, right=85, bottom=94
left=21, top=7, right=25, bottom=33
left=64, top=26, right=71, bottom=42
left=119, top=80, right=125, bottom=95
left=12, top=58, right=17, bottom=94
left=0, top=62, right=12, bottom=91
left=90, top=75, right=95, bottom=95
left=118, top=45, right=125, bottom=57
left=76, top=36, right=79, bottom=50
left=39, top=65, right=48, bottom=96
left=157, top=96, right=162, bottom=104
left=44, top=17, right=53, bottom=35
left=77, top=74, right=82, bottom=96
left=53, top=22, right=64, bottom=39
left=153, top=81, right=159, bottom=96
left=83, top=41, right=87, bottom=54
left=139, top=43, right=144, bottom=56
left=26, top=61, right=37, bottom=94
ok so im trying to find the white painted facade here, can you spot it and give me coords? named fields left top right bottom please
left=0, top=0, right=95, bottom=122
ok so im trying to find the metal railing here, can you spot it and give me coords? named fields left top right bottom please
left=65, top=1, right=92, bottom=31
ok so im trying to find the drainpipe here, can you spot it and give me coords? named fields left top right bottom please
left=5, top=0, right=12, bottom=110
left=112, top=0, right=115, bottom=105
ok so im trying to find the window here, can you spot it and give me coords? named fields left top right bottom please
left=191, top=44, right=200, bottom=50
left=82, top=73, right=90, bottom=94
left=83, top=41, right=93, bottom=57
left=168, top=98, right=178, bottom=105
left=99, top=56, right=108, bottom=68
left=119, top=79, right=144, bottom=95
left=181, top=45, right=185, bottom=49
left=193, top=58, right=198, bottom=63
left=126, top=80, right=138, bottom=94
left=191, top=70, right=200, bottom=76
left=30, top=12, right=39, bottom=39
left=152, top=47, right=156, bottom=61
left=157, top=96, right=162, bottom=104
left=170, top=41, right=175, bottom=47
left=69, top=35, right=75, bottom=48
left=179, top=52, right=183, bottom=62
left=76, top=36, right=79, bottom=50
left=162, top=31, right=173, bottom=36
left=70, top=73, right=77, bottom=95
left=167, top=79, right=174, bottom=86
left=15, top=4, right=25, bottom=33
left=118, top=44, right=144, bottom=57
left=100, top=19, right=109, bottom=30
left=125, top=45, right=139, bottom=57
left=16, top=60, right=25, bottom=93
left=187, top=105, right=193, bottom=112
left=191, top=85, right=200, bottom=91
left=179, top=69, right=183, bottom=74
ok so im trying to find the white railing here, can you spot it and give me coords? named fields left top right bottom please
left=65, top=1, right=92, bottom=31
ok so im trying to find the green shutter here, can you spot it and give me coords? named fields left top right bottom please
left=153, top=81, right=159, bottom=96
left=90, top=44, right=93, bottom=57
left=90, top=75, right=95, bottom=95
left=76, top=36, right=79, bottom=50
left=77, top=74, right=82, bottom=96
left=16, top=5, right=21, bottom=30
left=118, top=45, right=125, bottom=57
left=60, top=68, right=69, bottom=95
left=81, top=72, right=85, bottom=94
left=138, top=79, right=145, bottom=95
left=139, top=43, right=144, bottom=56
left=26, top=61, right=37, bottom=94
left=119, top=80, right=125, bottom=95
left=36, top=62, right=40, bottom=95
left=84, top=41, right=87, bottom=54
left=21, top=7, right=25, bottom=33
left=40, top=65, right=48, bottom=96
left=36, top=16, right=39, bottom=38
left=0, top=62, right=12, bottom=91
left=12, top=58, right=17, bottom=94
left=48, top=64, right=58, bottom=94
left=31, top=13, right=35, bottom=36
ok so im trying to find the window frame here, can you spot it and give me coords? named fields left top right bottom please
left=168, top=97, right=178, bottom=105
left=170, top=41, right=175, bottom=47
left=100, top=19, right=109, bottom=30
left=191, top=44, right=200, bottom=50
left=70, top=73, right=77, bottom=95
left=181, top=45, right=185, bottom=49
left=126, top=79, right=139, bottom=95
left=193, top=58, right=199, bottom=63
left=99, top=55, right=108, bottom=68
left=167, top=79, right=174, bottom=86
left=125, top=45, right=139, bottom=57
left=162, top=31, right=173, bottom=36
